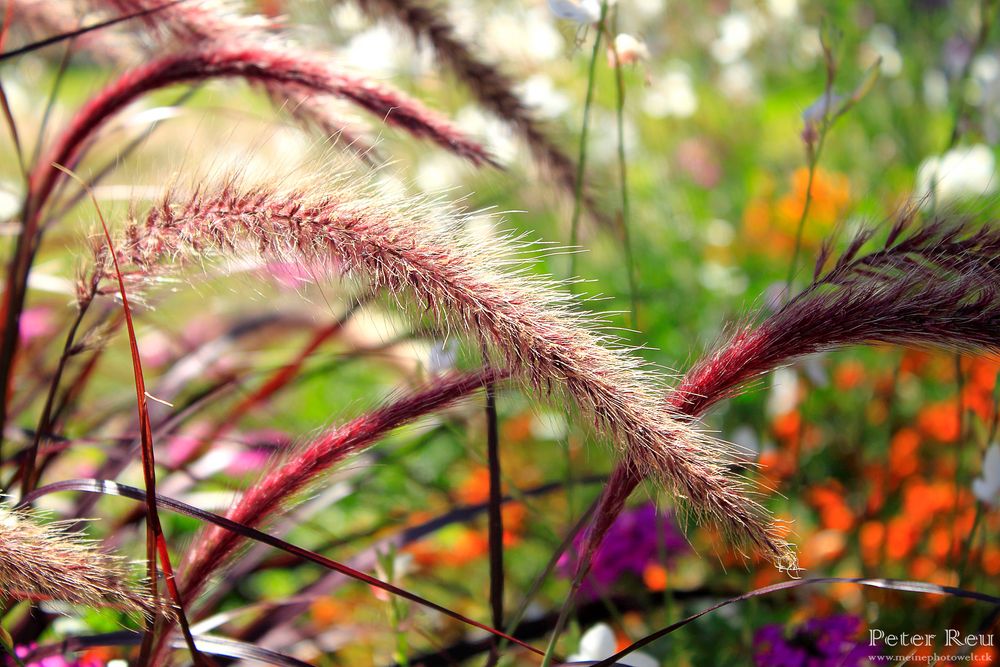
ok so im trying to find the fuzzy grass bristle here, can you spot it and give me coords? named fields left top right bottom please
left=179, top=368, right=507, bottom=606
left=105, top=168, right=792, bottom=569
left=352, top=0, right=606, bottom=223
left=585, top=208, right=1000, bottom=579
left=0, top=504, right=167, bottom=620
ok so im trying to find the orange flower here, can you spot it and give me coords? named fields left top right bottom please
left=776, top=167, right=851, bottom=237
left=643, top=562, right=669, bottom=591
left=757, top=449, right=795, bottom=490
left=310, top=596, right=343, bottom=626
left=983, top=546, right=1000, bottom=575
left=773, top=410, right=801, bottom=444
left=743, top=198, right=770, bottom=233
left=81, top=648, right=116, bottom=664
left=909, top=555, right=938, bottom=580
left=808, top=485, right=855, bottom=531
left=917, top=400, right=961, bottom=442
left=501, top=502, right=526, bottom=531
left=859, top=520, right=885, bottom=566
left=886, top=516, right=920, bottom=560
left=929, top=526, right=954, bottom=560
left=962, top=383, right=993, bottom=422
left=502, top=502, right=527, bottom=546
left=972, top=646, right=996, bottom=664
left=798, top=529, right=846, bottom=568
left=889, top=428, right=921, bottom=480
left=969, top=357, right=1000, bottom=393
left=834, top=360, right=866, bottom=390
left=442, top=528, right=489, bottom=566
left=502, top=412, right=533, bottom=444
left=902, top=480, right=960, bottom=522
left=457, top=467, right=491, bottom=505
left=405, top=541, right=443, bottom=568
left=863, top=464, right=887, bottom=513
left=900, top=350, right=932, bottom=377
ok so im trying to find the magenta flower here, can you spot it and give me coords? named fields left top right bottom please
left=559, top=502, right=688, bottom=595
left=15, top=644, right=105, bottom=667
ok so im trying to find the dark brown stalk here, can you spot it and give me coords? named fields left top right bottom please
left=485, top=381, right=504, bottom=666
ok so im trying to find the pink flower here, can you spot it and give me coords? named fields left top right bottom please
left=15, top=644, right=105, bottom=667
left=19, top=306, right=54, bottom=344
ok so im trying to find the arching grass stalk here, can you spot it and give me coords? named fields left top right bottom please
left=567, top=3, right=608, bottom=281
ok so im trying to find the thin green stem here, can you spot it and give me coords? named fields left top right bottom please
left=540, top=566, right=586, bottom=667
left=567, top=6, right=607, bottom=283
left=605, top=13, right=639, bottom=328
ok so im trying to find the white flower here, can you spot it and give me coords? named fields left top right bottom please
left=547, top=0, right=601, bottom=24
left=610, top=34, right=649, bottom=66
left=916, top=144, right=997, bottom=203
left=972, top=444, right=1000, bottom=507
left=518, top=74, right=572, bottom=119
left=865, top=24, right=902, bottom=77
left=642, top=66, right=698, bottom=118
left=766, top=367, right=799, bottom=417
left=710, top=12, right=756, bottom=64
left=567, top=623, right=658, bottom=667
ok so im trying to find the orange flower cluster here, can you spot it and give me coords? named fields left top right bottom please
left=743, top=167, right=852, bottom=256
left=405, top=466, right=529, bottom=569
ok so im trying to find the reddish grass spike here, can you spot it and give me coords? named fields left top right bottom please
left=585, top=211, right=1000, bottom=579
left=94, top=0, right=278, bottom=42
left=180, top=367, right=506, bottom=604
left=353, top=0, right=607, bottom=223
left=85, top=1, right=486, bottom=166
left=14, top=0, right=140, bottom=64
left=111, top=177, right=792, bottom=571
left=30, top=44, right=493, bottom=215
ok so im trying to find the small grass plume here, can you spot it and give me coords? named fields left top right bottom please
left=89, top=0, right=386, bottom=160
left=0, top=503, right=164, bottom=620
left=179, top=368, right=508, bottom=604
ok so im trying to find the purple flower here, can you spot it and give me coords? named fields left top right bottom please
left=753, top=615, right=887, bottom=667
left=559, top=502, right=688, bottom=595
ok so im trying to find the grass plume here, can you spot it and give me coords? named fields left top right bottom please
left=0, top=504, right=164, bottom=620
left=108, top=171, right=793, bottom=570
left=586, top=208, right=1000, bottom=578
